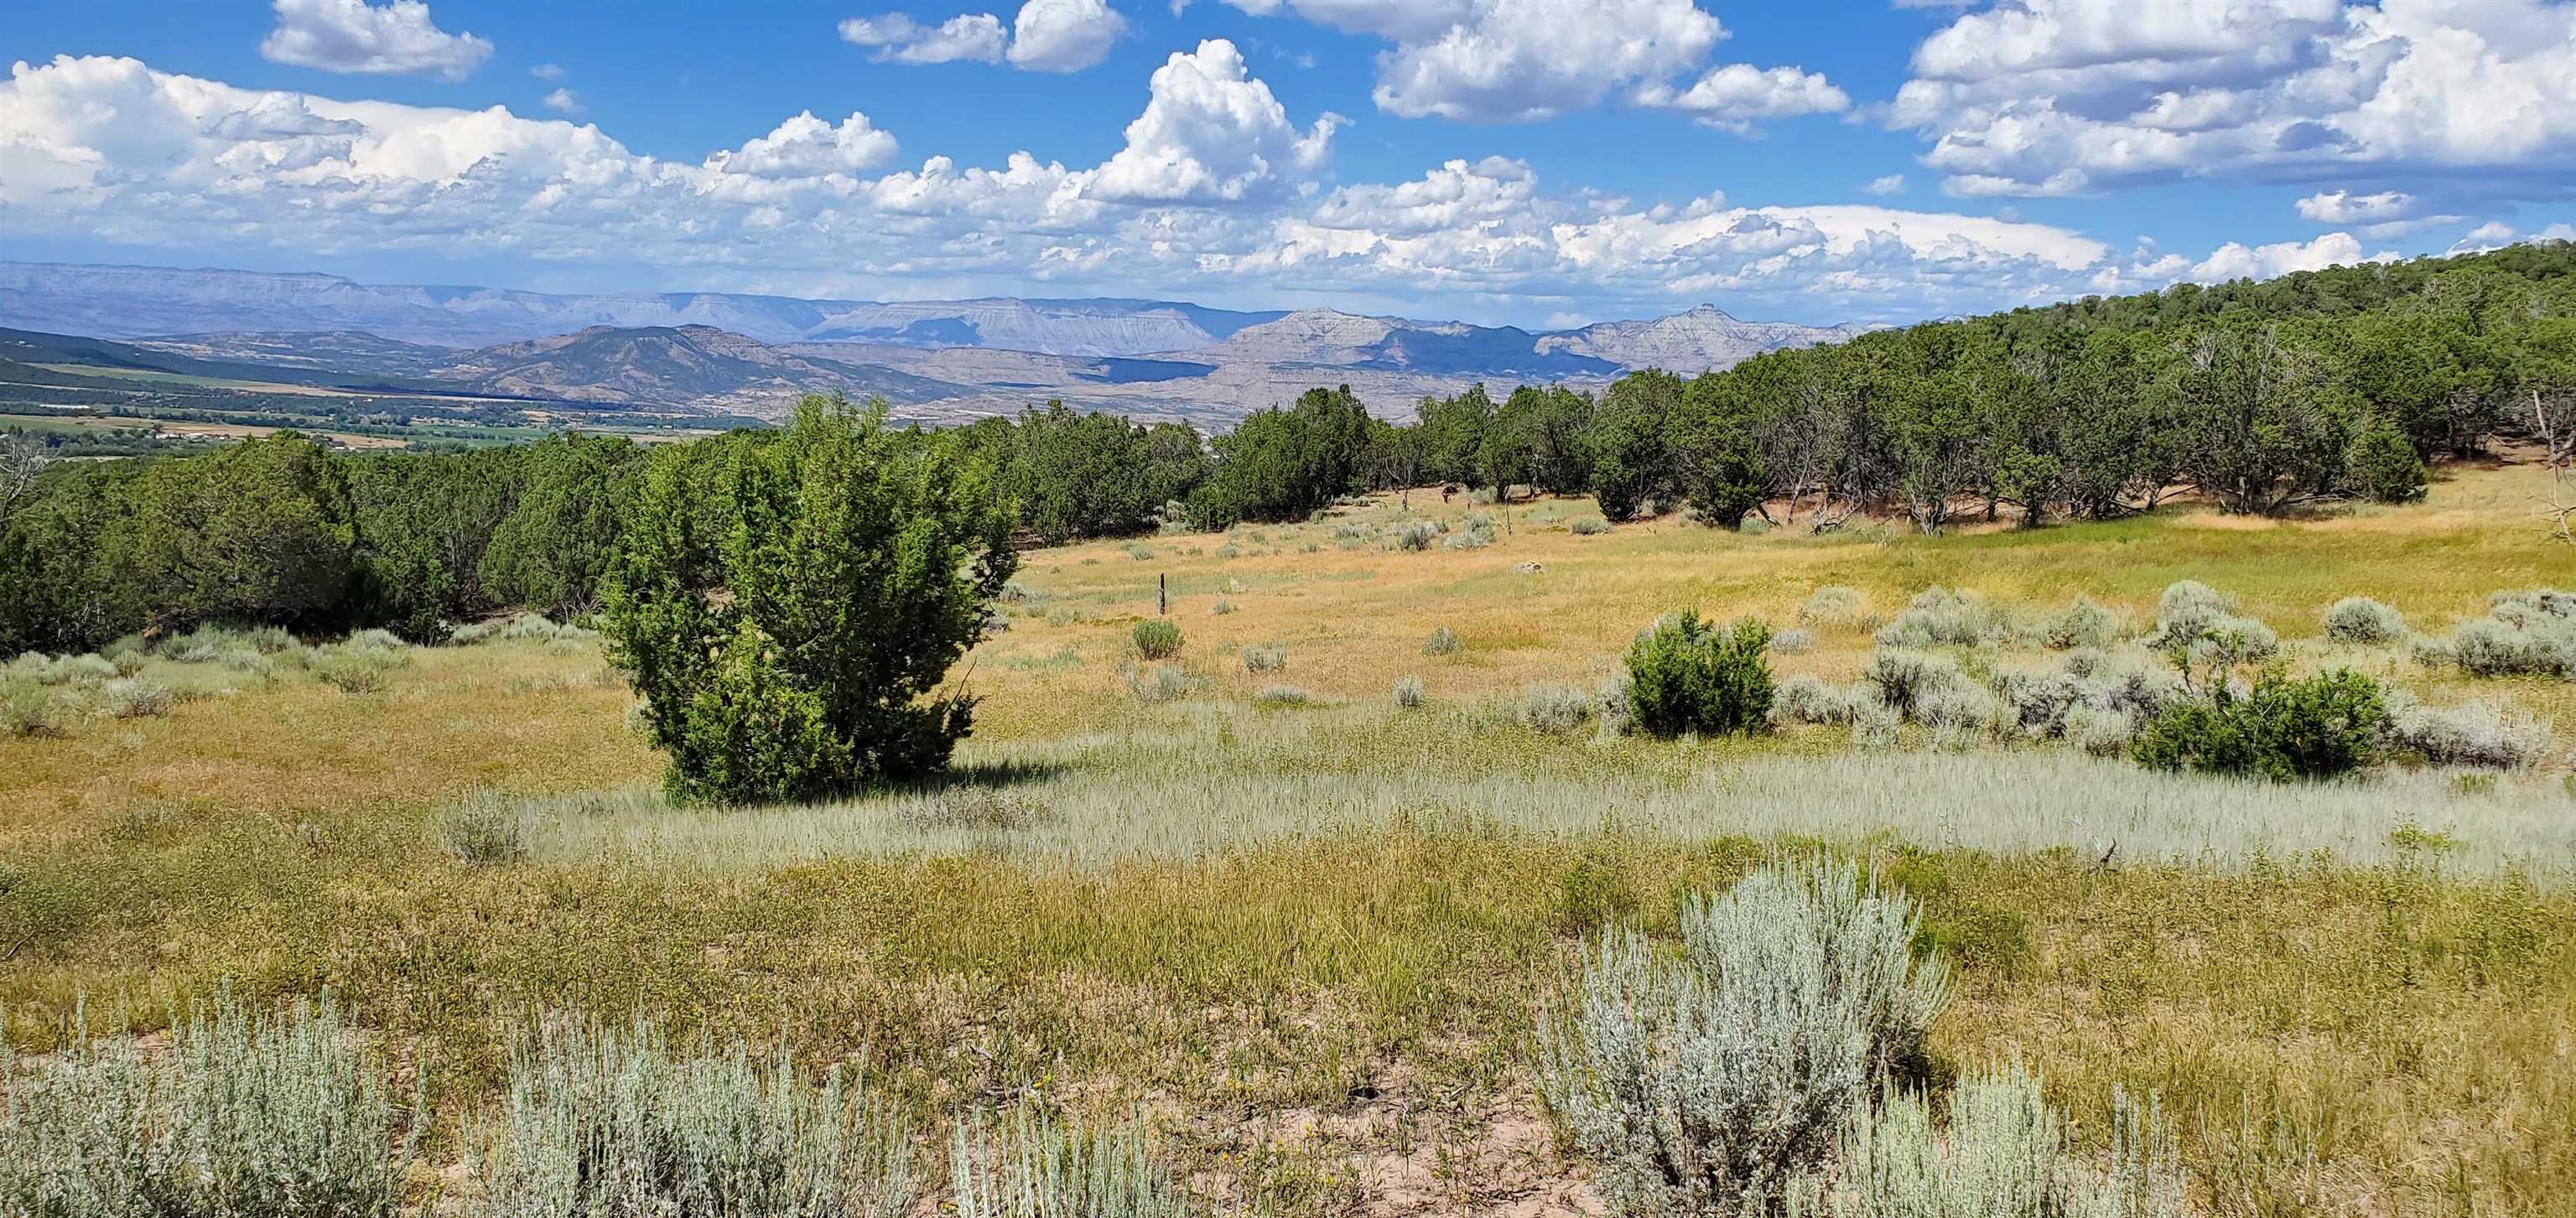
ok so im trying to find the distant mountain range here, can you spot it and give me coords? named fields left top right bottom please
left=0, top=262, right=1872, bottom=426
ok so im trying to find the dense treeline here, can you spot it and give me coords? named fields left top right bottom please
left=3, top=243, right=2569, bottom=656
left=0, top=431, right=648, bottom=654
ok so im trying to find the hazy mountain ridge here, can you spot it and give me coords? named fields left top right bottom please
left=3, top=262, right=1868, bottom=426
left=0, top=262, right=1284, bottom=355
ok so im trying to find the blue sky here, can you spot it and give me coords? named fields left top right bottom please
left=3, top=1, right=2571, bottom=327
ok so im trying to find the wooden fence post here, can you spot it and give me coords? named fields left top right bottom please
left=1158, top=572, right=1167, bottom=616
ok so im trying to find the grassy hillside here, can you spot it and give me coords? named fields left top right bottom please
left=5, top=458, right=2573, bottom=1214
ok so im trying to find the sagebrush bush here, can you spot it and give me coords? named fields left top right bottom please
left=2135, top=670, right=2389, bottom=781
left=1860, top=650, right=1967, bottom=721
left=1423, top=625, right=1463, bottom=656
left=1771, top=627, right=1815, bottom=656
left=2383, top=694, right=2548, bottom=770
left=0, top=991, right=418, bottom=1218
left=1570, top=518, right=1613, bottom=536
left=1624, top=612, right=1774, bottom=738
left=1512, top=683, right=1596, bottom=734
left=473, top=1013, right=911, bottom=1218
left=950, top=1107, right=1193, bottom=1218
left=1241, top=643, right=1285, bottom=673
left=435, top=790, right=528, bottom=864
left=2423, top=589, right=2576, bottom=679
left=95, top=676, right=175, bottom=719
left=1130, top=619, right=1183, bottom=660
left=2043, top=595, right=2126, bottom=650
left=1119, top=662, right=1202, bottom=703
left=2145, top=580, right=2279, bottom=677
left=1208, top=596, right=1234, bottom=615
left=1770, top=673, right=1857, bottom=726
left=1393, top=675, right=1425, bottom=709
left=1810, top=1065, right=2184, bottom=1218
left=1442, top=529, right=1493, bottom=551
left=310, top=644, right=404, bottom=693
left=1798, top=586, right=1868, bottom=629
left=2322, top=597, right=2407, bottom=645
left=1537, top=858, right=1953, bottom=1216
left=1, top=677, right=59, bottom=738
left=1395, top=521, right=1441, bottom=551
left=1252, top=684, right=1308, bottom=707
left=1874, top=588, right=2002, bottom=648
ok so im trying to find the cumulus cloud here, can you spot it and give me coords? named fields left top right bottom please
left=1862, top=174, right=1905, bottom=195
left=258, top=0, right=492, bottom=81
left=839, top=0, right=1122, bottom=71
left=704, top=111, right=898, bottom=178
left=837, top=13, right=1009, bottom=65
left=530, top=63, right=565, bottom=81
left=540, top=87, right=580, bottom=115
left=2187, top=231, right=2392, bottom=282
left=1089, top=39, right=1337, bottom=204
left=1888, top=0, right=2576, bottom=210
left=1008, top=0, right=1128, bottom=71
left=0, top=51, right=2412, bottom=326
left=1369, top=0, right=1721, bottom=122
left=1634, top=63, right=1849, bottom=132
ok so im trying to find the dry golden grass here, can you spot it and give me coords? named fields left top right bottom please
left=5, top=460, right=2576, bottom=1215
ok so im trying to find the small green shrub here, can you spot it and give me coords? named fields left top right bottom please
left=1423, top=625, right=1463, bottom=656
left=1241, top=643, right=1286, bottom=674
left=311, top=646, right=402, bottom=693
left=1570, top=518, right=1612, bottom=536
left=1624, top=612, right=1774, bottom=738
left=2134, top=670, right=2389, bottom=780
left=2346, top=419, right=2429, bottom=504
left=1130, top=619, right=1183, bottom=660
left=1208, top=596, right=1234, bottom=615
left=1252, top=684, right=1309, bottom=707
left=2322, top=597, right=2407, bottom=645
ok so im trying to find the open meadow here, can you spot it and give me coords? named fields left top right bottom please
left=6, top=458, right=2575, bottom=1216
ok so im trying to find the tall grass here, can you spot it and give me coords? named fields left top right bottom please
left=950, top=1107, right=1194, bottom=1218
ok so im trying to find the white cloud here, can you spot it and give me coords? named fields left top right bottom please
left=1368, top=0, right=1722, bottom=122
left=704, top=111, right=898, bottom=178
left=1889, top=0, right=2576, bottom=209
left=1634, top=63, right=1849, bottom=132
left=2188, top=231, right=2391, bottom=282
left=530, top=63, right=564, bottom=81
left=839, top=0, right=1122, bottom=71
left=1008, top=0, right=1128, bottom=72
left=540, top=87, right=579, bottom=115
left=1862, top=174, right=1905, bottom=195
left=258, top=0, right=492, bottom=81
left=837, top=13, right=1010, bottom=64
left=3, top=50, right=2436, bottom=326
left=2293, top=189, right=2412, bottom=225
left=1089, top=39, right=1337, bottom=204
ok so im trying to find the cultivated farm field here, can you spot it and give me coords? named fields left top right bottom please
left=6, top=461, right=2575, bottom=1215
